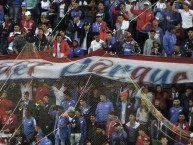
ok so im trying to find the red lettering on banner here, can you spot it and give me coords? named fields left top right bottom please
left=131, top=67, right=152, bottom=82
left=172, top=72, right=188, bottom=83
left=28, top=62, right=52, bottom=76
left=88, top=59, right=113, bottom=74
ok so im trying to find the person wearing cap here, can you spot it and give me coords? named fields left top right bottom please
left=143, top=137, right=151, bottom=145
left=172, top=0, right=193, bottom=32
left=122, top=31, right=141, bottom=55
left=131, top=1, right=154, bottom=50
left=163, top=25, right=176, bottom=56
left=111, top=122, right=127, bottom=145
left=35, top=132, right=52, bottom=145
left=53, top=105, right=69, bottom=145
left=51, top=33, right=71, bottom=58
left=116, top=91, right=134, bottom=125
left=68, top=38, right=84, bottom=58
left=105, top=111, right=121, bottom=140
left=136, top=0, right=152, bottom=10
left=20, top=11, right=35, bottom=36
left=95, top=93, right=114, bottom=123
left=79, top=22, right=93, bottom=55
left=99, top=21, right=109, bottom=41
left=92, top=13, right=107, bottom=33
left=181, top=27, right=193, bottom=57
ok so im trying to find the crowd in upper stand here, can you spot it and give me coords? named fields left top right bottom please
left=0, top=76, right=193, bottom=145
left=0, top=0, right=193, bottom=58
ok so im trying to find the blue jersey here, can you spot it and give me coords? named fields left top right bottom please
left=23, top=117, right=36, bottom=140
left=39, top=137, right=52, bottom=145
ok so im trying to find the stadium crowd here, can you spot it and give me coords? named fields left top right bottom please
left=0, top=0, right=193, bottom=57
left=0, top=77, right=192, bottom=145
left=0, top=0, right=193, bottom=145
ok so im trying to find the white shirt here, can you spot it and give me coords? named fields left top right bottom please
left=88, top=39, right=105, bottom=53
left=20, top=83, right=33, bottom=100
left=52, top=85, right=66, bottom=105
left=81, top=32, right=88, bottom=50
left=59, top=3, right=66, bottom=18
left=178, top=9, right=193, bottom=29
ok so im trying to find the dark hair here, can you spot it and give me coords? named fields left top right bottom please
left=42, top=22, right=49, bottom=27
left=150, top=29, right=156, bottom=33
left=80, top=97, right=86, bottom=102
left=63, top=90, right=71, bottom=96
left=75, top=108, right=81, bottom=113
left=108, top=111, right=115, bottom=115
left=24, top=91, right=29, bottom=96
left=98, top=1, right=104, bottom=5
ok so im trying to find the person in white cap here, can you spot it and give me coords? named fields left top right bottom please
left=172, top=0, right=193, bottom=33
left=20, top=11, right=36, bottom=36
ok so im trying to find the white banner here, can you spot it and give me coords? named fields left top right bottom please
left=0, top=56, right=193, bottom=84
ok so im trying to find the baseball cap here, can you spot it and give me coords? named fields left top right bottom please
left=113, top=122, right=122, bottom=127
left=21, top=1, right=27, bottom=7
left=131, top=0, right=137, bottom=2
left=67, top=107, right=75, bottom=113
left=96, top=13, right=103, bottom=17
left=183, top=0, right=190, bottom=6
left=25, top=11, right=31, bottom=16
left=35, top=132, right=44, bottom=138
left=120, top=92, right=128, bottom=97
left=144, top=2, right=150, bottom=5
left=143, top=137, right=150, bottom=141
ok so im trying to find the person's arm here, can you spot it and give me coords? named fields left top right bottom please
left=172, top=1, right=179, bottom=13
left=130, top=5, right=140, bottom=15
left=64, top=41, right=70, bottom=57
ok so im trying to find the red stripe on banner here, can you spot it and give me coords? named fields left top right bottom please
left=0, top=50, right=193, bottom=64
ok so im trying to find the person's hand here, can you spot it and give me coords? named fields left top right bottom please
left=72, top=123, right=76, bottom=128
left=4, top=129, right=10, bottom=133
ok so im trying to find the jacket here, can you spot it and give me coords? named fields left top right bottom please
left=96, top=100, right=114, bottom=122
left=79, top=116, right=87, bottom=145
left=106, top=116, right=121, bottom=139
left=111, top=129, right=127, bottom=145
left=60, top=98, right=75, bottom=111
left=54, top=113, right=69, bottom=139
left=130, top=8, right=154, bottom=31
left=116, top=101, right=134, bottom=124
left=163, top=30, right=176, bottom=56
left=52, top=40, right=70, bottom=57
